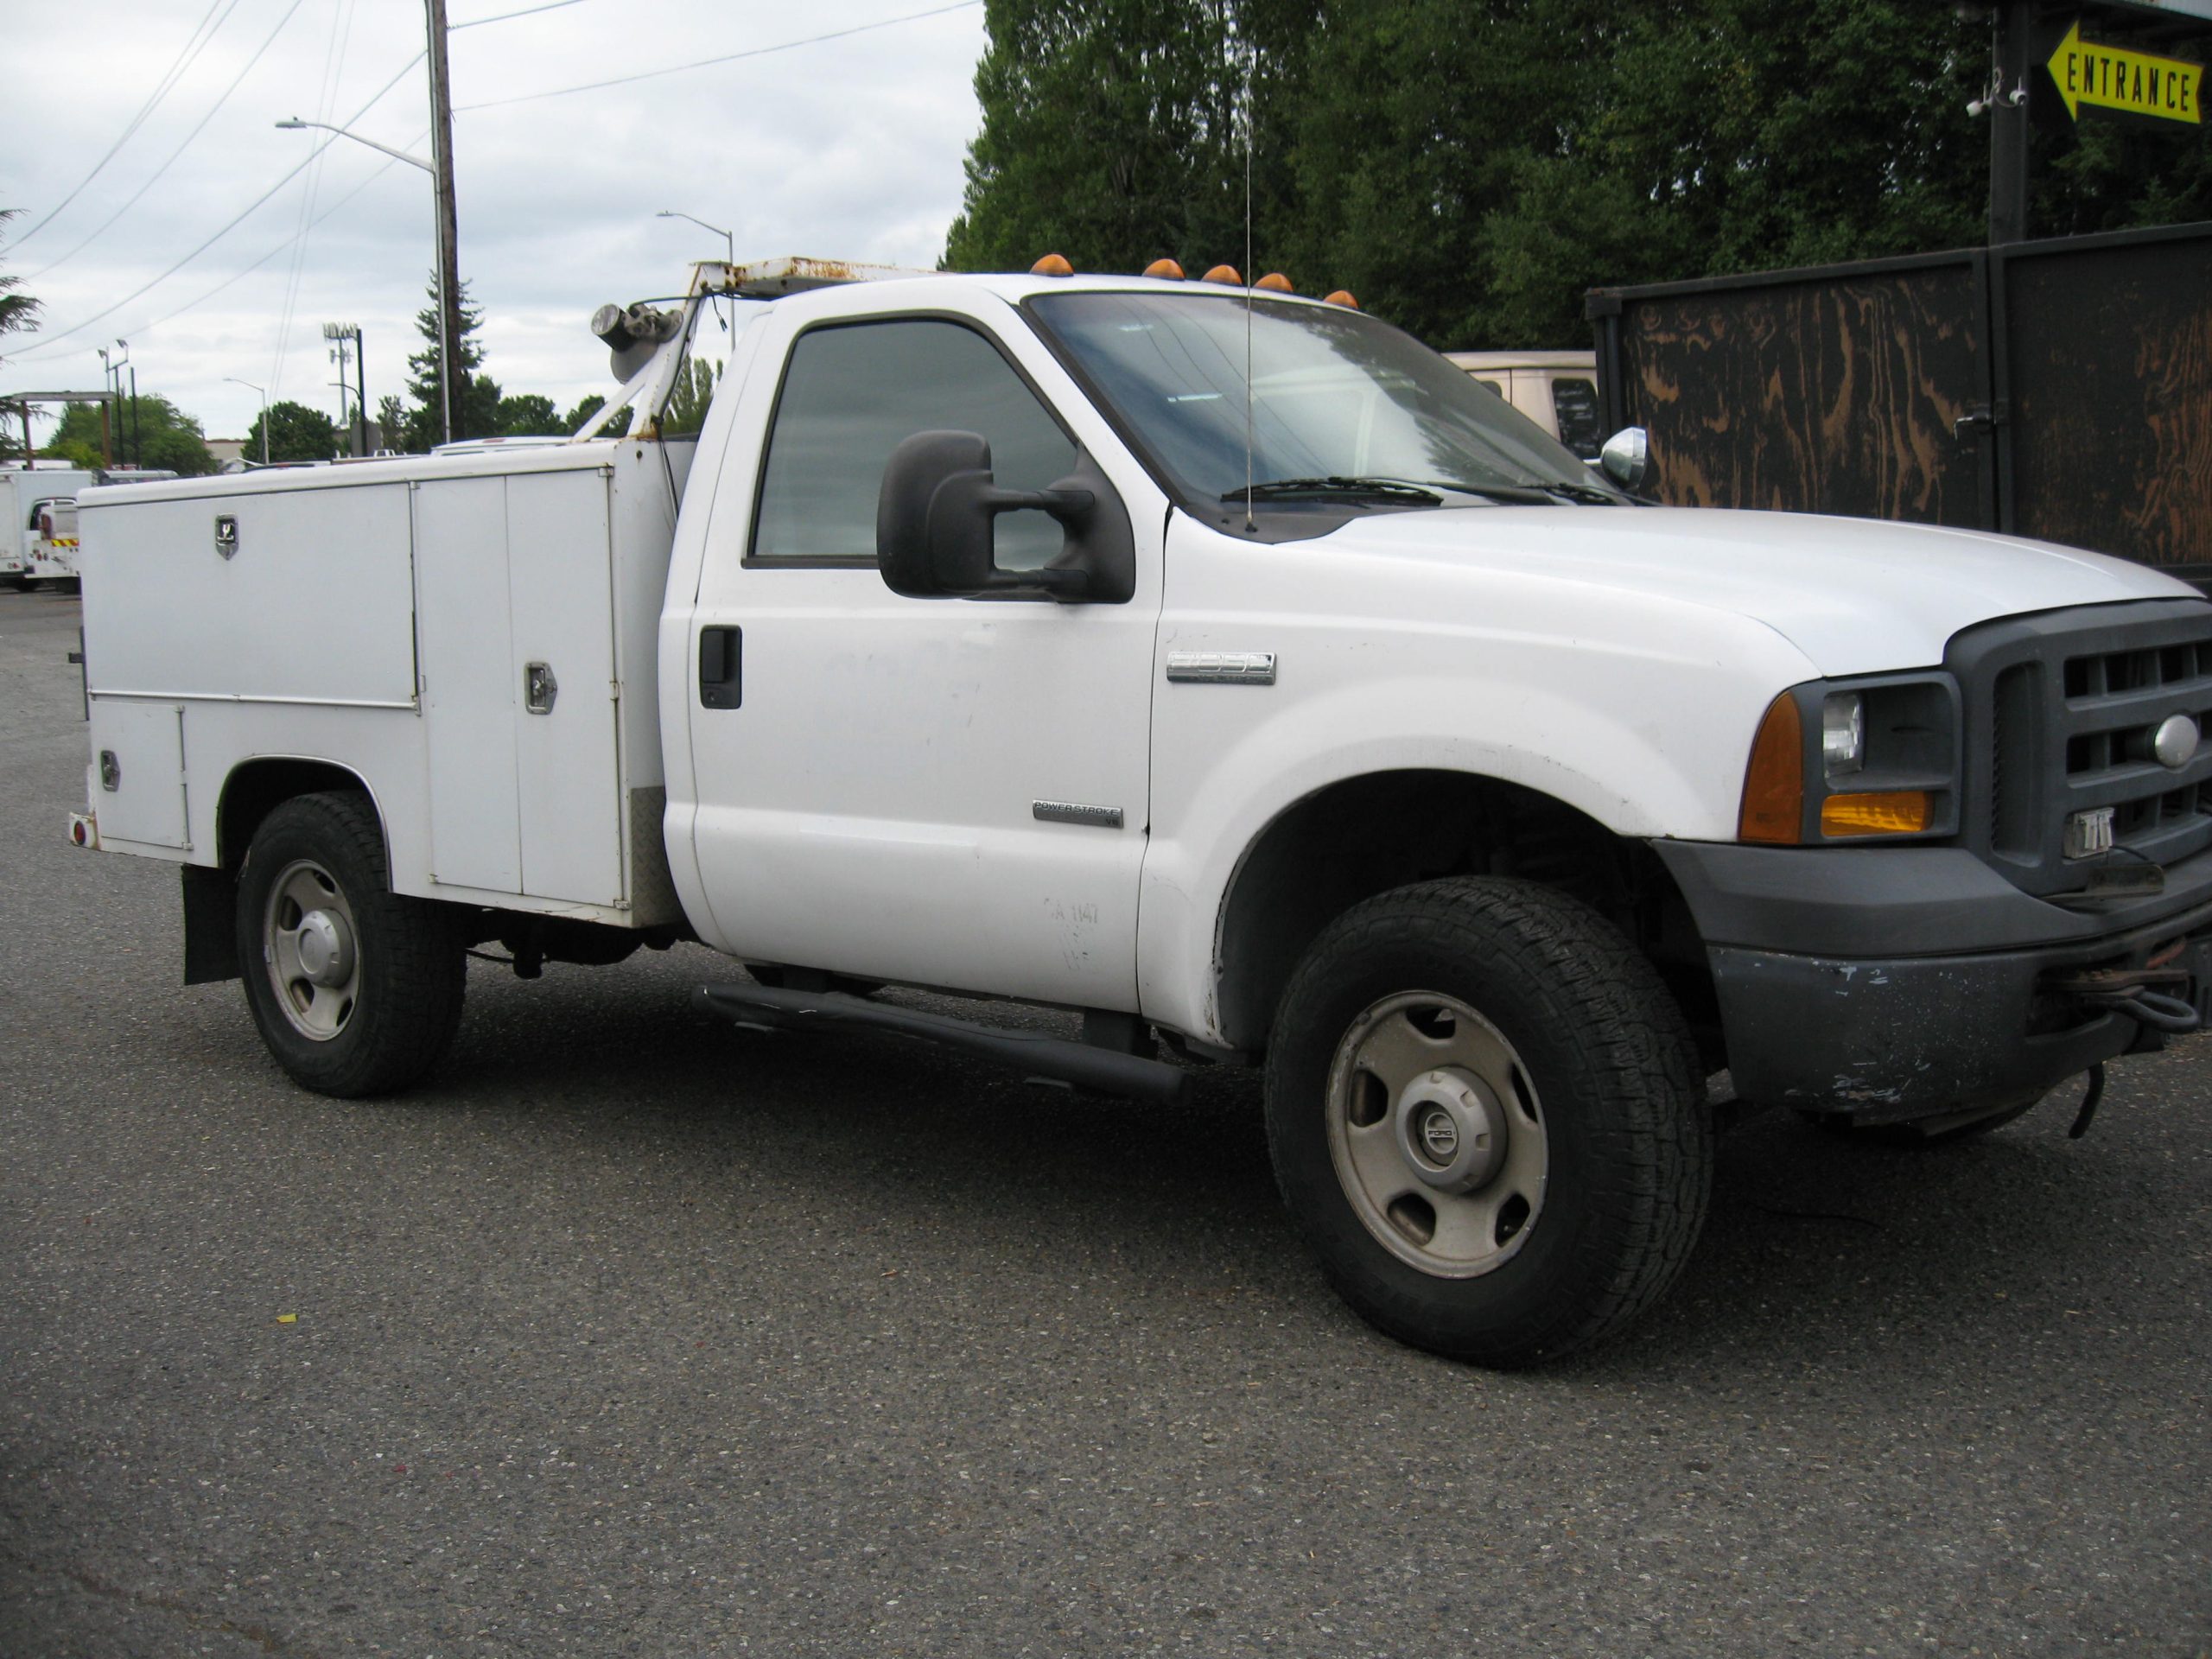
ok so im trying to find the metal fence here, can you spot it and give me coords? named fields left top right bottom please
left=1586, top=220, right=2212, bottom=578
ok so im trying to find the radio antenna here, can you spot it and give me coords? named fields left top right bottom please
left=1242, top=53, right=1255, bottom=533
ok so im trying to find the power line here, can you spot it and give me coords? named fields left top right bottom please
left=9, top=51, right=427, bottom=362
left=99, top=137, right=426, bottom=351
left=27, top=0, right=313, bottom=283
left=451, top=0, right=594, bottom=29
left=14, top=0, right=238, bottom=247
left=272, top=0, right=363, bottom=399
left=454, top=0, right=982, bottom=111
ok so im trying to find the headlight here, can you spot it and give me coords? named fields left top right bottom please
left=1739, top=674, right=1961, bottom=845
left=1821, top=693, right=1864, bottom=778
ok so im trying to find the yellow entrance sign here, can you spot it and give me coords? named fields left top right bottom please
left=2046, top=20, right=2202, bottom=124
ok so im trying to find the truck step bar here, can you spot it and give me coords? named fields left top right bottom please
left=694, top=982, right=1193, bottom=1106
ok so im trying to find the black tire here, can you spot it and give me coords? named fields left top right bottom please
left=1264, top=876, right=1712, bottom=1369
left=235, top=791, right=465, bottom=1097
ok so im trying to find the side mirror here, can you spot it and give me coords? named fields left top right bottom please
left=876, top=430, right=1134, bottom=604
left=1599, top=426, right=1649, bottom=492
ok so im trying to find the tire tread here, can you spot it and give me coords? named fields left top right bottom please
left=1265, top=876, right=1712, bottom=1366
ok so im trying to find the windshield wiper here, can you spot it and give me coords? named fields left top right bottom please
left=1222, top=475, right=1444, bottom=505
left=1531, top=480, right=1624, bottom=505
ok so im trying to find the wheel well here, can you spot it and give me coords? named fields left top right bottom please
left=1213, top=770, right=1717, bottom=1059
left=218, top=760, right=376, bottom=872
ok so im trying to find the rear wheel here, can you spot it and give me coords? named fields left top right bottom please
left=236, top=791, right=464, bottom=1096
left=1265, top=877, right=1712, bottom=1368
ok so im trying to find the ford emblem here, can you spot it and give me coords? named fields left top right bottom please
left=2153, top=713, right=2200, bottom=770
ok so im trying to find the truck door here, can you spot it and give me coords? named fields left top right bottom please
left=682, top=302, right=1164, bottom=1008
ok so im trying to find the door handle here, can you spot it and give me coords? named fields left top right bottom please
left=699, top=626, right=741, bottom=709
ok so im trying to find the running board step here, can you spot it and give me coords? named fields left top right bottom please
left=694, top=982, right=1192, bottom=1107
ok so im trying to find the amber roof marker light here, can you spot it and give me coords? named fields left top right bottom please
left=1201, top=264, right=1243, bottom=286
left=1030, top=253, right=1074, bottom=277
left=1142, top=258, right=1185, bottom=279
left=1255, top=272, right=1294, bottom=293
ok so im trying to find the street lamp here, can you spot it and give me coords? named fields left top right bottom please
left=113, top=339, right=137, bottom=468
left=226, top=377, right=270, bottom=465
left=276, top=117, right=454, bottom=445
left=322, top=321, right=365, bottom=455
left=95, top=345, right=117, bottom=467
left=656, top=208, right=735, bottom=266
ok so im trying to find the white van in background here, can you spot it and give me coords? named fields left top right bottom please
left=1445, top=351, right=1605, bottom=462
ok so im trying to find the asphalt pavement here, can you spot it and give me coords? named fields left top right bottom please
left=2, top=585, right=2207, bottom=1656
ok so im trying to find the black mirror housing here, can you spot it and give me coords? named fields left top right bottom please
left=876, top=430, right=1134, bottom=604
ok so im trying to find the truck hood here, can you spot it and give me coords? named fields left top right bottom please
left=1315, top=505, right=2201, bottom=675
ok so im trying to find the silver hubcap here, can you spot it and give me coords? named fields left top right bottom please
left=1326, top=992, right=1547, bottom=1278
left=263, top=859, right=360, bottom=1042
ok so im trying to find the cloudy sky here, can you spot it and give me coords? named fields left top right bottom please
left=1, top=0, right=990, bottom=443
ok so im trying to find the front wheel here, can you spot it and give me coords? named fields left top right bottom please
left=1265, top=877, right=1712, bottom=1368
left=236, top=791, right=465, bottom=1097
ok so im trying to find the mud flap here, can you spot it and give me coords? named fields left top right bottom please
left=182, top=864, right=241, bottom=984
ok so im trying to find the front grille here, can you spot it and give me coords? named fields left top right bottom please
left=1952, top=600, right=2212, bottom=897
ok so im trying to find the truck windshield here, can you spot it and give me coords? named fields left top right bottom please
left=1027, top=291, right=1618, bottom=507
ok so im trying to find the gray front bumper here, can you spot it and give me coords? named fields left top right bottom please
left=1652, top=842, right=2212, bottom=1120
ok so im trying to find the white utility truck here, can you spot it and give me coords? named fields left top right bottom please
left=29, top=497, right=80, bottom=587
left=70, top=258, right=2212, bottom=1366
left=5, top=462, right=98, bottom=585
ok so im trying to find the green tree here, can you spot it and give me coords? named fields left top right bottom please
left=943, top=0, right=1316, bottom=278
left=562, top=391, right=632, bottom=437
left=399, top=275, right=498, bottom=449
left=948, top=1, right=2209, bottom=351
left=41, top=396, right=217, bottom=475
left=245, top=400, right=340, bottom=464
left=494, top=392, right=559, bottom=435
left=1, top=207, right=41, bottom=460
left=662, top=358, right=719, bottom=436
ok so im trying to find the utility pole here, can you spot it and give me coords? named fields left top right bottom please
left=95, top=348, right=114, bottom=468
left=425, top=0, right=463, bottom=444
left=323, top=321, right=364, bottom=454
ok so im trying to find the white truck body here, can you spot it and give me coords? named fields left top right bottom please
left=4, top=465, right=99, bottom=580
left=28, top=498, right=79, bottom=583
left=80, top=442, right=690, bottom=917
left=71, top=264, right=2212, bottom=1365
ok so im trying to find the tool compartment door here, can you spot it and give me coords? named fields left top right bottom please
left=413, top=465, right=623, bottom=906
left=509, top=467, right=622, bottom=905
left=86, top=700, right=188, bottom=849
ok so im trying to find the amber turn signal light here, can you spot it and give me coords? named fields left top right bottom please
left=1738, top=692, right=1803, bottom=843
left=1820, top=791, right=1934, bottom=837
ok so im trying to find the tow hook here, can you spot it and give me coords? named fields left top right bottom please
left=2050, top=966, right=2204, bottom=1035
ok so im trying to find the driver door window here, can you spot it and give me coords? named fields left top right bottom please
left=751, top=319, right=1077, bottom=571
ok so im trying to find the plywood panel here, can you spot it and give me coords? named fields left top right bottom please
left=1621, top=267, right=1986, bottom=527
left=2006, top=237, right=2212, bottom=569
